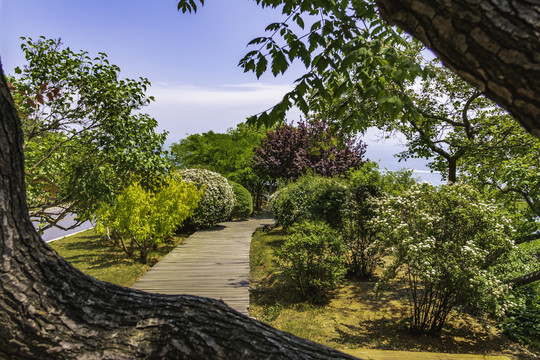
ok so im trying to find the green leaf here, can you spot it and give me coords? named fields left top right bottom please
left=256, top=55, right=268, bottom=78
left=271, top=50, right=288, bottom=76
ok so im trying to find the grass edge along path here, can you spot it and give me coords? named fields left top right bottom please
left=49, top=228, right=190, bottom=287
left=249, top=227, right=533, bottom=360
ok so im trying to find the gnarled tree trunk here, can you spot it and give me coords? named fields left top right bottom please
left=0, top=62, right=358, bottom=359
left=375, top=0, right=540, bottom=139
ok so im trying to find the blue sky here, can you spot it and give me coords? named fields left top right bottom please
left=0, top=0, right=443, bottom=184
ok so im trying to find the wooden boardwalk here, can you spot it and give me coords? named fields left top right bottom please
left=131, top=212, right=274, bottom=315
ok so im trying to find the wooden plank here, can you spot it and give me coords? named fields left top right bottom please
left=131, top=213, right=273, bottom=315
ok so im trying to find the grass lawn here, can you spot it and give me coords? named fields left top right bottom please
left=49, top=229, right=189, bottom=287
left=249, top=228, right=536, bottom=360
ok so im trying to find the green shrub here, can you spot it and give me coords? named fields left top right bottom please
left=229, top=181, right=253, bottom=220
left=348, top=161, right=417, bottom=196
left=178, top=169, right=235, bottom=229
left=269, top=175, right=348, bottom=229
left=341, top=183, right=383, bottom=279
left=372, top=182, right=516, bottom=333
left=501, top=285, right=540, bottom=350
left=274, top=221, right=346, bottom=304
left=94, top=175, right=202, bottom=263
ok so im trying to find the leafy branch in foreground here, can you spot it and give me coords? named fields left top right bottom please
left=178, top=0, right=429, bottom=129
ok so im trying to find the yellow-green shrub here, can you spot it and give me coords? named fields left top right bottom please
left=94, top=175, right=203, bottom=263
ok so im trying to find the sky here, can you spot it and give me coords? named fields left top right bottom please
left=0, top=0, right=444, bottom=184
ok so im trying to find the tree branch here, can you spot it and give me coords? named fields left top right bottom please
left=375, top=0, right=540, bottom=139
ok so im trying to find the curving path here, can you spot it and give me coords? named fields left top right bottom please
left=131, top=212, right=274, bottom=315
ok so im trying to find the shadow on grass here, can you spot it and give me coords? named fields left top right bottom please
left=328, top=281, right=519, bottom=355
left=332, top=317, right=511, bottom=354
left=51, top=230, right=189, bottom=269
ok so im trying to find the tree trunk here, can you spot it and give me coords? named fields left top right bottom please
left=0, top=62, right=359, bottom=359
left=375, top=0, right=540, bottom=139
left=447, top=159, right=457, bottom=184
left=507, top=269, right=540, bottom=287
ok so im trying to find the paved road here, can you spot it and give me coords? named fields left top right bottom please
left=32, top=213, right=94, bottom=242
left=131, top=212, right=274, bottom=315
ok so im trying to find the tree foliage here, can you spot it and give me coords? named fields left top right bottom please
left=8, top=37, right=168, bottom=231
left=386, top=61, right=499, bottom=183
left=347, top=160, right=417, bottom=196
left=169, top=123, right=268, bottom=210
left=178, top=0, right=540, bottom=139
left=178, top=0, right=429, bottom=131
left=253, top=118, right=366, bottom=182
left=460, top=115, right=540, bottom=238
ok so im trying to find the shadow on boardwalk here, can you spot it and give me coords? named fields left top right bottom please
left=131, top=212, right=274, bottom=315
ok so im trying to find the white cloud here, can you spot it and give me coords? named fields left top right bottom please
left=148, top=82, right=295, bottom=106
left=413, top=169, right=434, bottom=174
left=144, top=82, right=301, bottom=143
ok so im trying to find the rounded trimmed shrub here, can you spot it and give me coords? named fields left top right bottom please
left=229, top=181, right=253, bottom=220
left=178, top=169, right=235, bottom=229
left=269, top=175, right=348, bottom=229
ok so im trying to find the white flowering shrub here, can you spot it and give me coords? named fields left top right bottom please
left=178, top=169, right=235, bottom=229
left=372, top=182, right=516, bottom=333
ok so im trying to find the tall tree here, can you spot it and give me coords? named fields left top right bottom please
left=0, top=60, right=358, bottom=359
left=379, top=61, right=503, bottom=183
left=459, top=112, right=540, bottom=245
left=169, top=123, right=269, bottom=209
left=252, top=118, right=366, bottom=182
left=9, top=37, right=168, bottom=232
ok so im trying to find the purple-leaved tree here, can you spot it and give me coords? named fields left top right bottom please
left=253, top=119, right=367, bottom=182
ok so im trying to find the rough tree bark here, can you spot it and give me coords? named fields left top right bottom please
left=375, top=0, right=540, bottom=139
left=0, top=63, right=359, bottom=359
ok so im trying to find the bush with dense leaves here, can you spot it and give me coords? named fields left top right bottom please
left=341, top=183, right=383, bottom=279
left=347, top=161, right=417, bottom=196
left=269, top=175, right=348, bottom=229
left=500, top=284, right=540, bottom=350
left=94, top=175, right=202, bottom=263
left=229, top=181, right=253, bottom=220
left=274, top=221, right=346, bottom=304
left=178, top=169, right=235, bottom=229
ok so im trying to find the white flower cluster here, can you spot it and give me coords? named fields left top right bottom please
left=177, top=169, right=235, bottom=229
left=372, top=182, right=516, bottom=319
